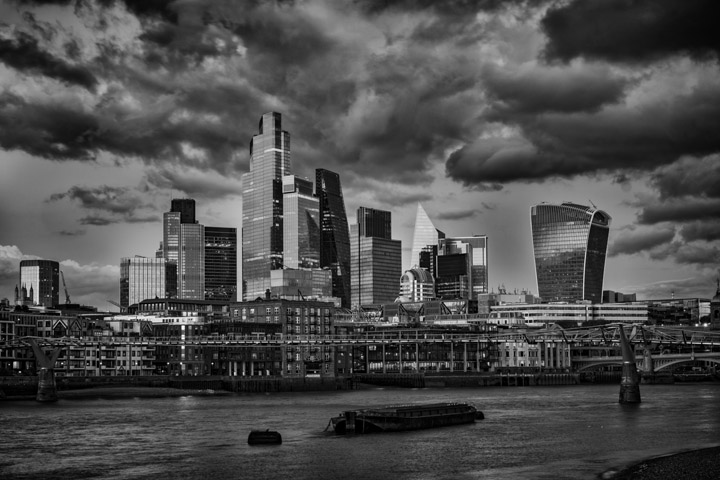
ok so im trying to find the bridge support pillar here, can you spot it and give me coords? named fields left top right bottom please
left=27, top=339, right=63, bottom=403
left=618, top=327, right=641, bottom=403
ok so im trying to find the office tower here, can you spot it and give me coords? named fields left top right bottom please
left=162, top=200, right=204, bottom=300
left=419, top=245, right=439, bottom=279
left=120, top=257, right=177, bottom=309
left=242, top=112, right=290, bottom=300
left=399, top=268, right=436, bottom=302
left=439, top=236, right=489, bottom=299
left=530, top=202, right=611, bottom=303
left=357, top=206, right=392, bottom=240
left=179, top=223, right=204, bottom=299
left=410, top=204, right=445, bottom=269
left=204, top=227, right=237, bottom=302
left=350, top=208, right=402, bottom=307
left=315, top=168, right=351, bottom=308
left=436, top=252, right=471, bottom=299
left=18, top=259, right=59, bottom=307
left=171, top=198, right=196, bottom=224
left=282, top=175, right=320, bottom=269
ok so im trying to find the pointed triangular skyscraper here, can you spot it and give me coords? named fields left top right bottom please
left=410, top=203, right=444, bottom=269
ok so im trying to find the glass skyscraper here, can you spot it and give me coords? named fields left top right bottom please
left=120, top=257, right=177, bottom=308
left=204, top=226, right=237, bottom=302
left=315, top=168, right=351, bottom=308
left=357, top=206, right=392, bottom=240
left=18, top=259, right=59, bottom=307
left=350, top=208, right=402, bottom=307
left=241, top=112, right=290, bottom=300
left=162, top=200, right=204, bottom=300
left=439, top=236, right=489, bottom=299
left=530, top=202, right=611, bottom=303
left=282, top=175, right=320, bottom=269
left=410, top=203, right=445, bottom=269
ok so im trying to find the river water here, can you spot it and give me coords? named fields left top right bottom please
left=1, top=384, right=719, bottom=479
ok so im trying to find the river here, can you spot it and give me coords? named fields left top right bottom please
left=1, top=383, right=719, bottom=479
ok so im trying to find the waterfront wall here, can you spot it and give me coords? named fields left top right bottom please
left=352, top=372, right=581, bottom=388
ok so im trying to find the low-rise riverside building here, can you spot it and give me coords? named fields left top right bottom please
left=489, top=302, right=649, bottom=327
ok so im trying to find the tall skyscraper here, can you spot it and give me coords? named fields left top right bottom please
left=282, top=175, right=320, bottom=269
left=242, top=112, right=290, bottom=300
left=171, top=198, right=196, bottom=224
left=439, top=236, right=488, bottom=299
left=530, top=202, right=611, bottom=303
left=315, top=168, right=351, bottom=308
left=410, top=204, right=445, bottom=269
left=120, top=257, right=177, bottom=309
left=357, top=206, right=392, bottom=240
left=204, top=227, right=237, bottom=302
left=18, top=259, right=59, bottom=307
left=162, top=199, right=204, bottom=300
left=350, top=208, right=402, bottom=307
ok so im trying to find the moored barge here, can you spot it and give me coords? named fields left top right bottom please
left=330, top=402, right=483, bottom=434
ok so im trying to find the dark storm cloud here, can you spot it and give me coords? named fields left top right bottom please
left=648, top=155, right=720, bottom=200
left=57, top=229, right=86, bottom=236
left=356, top=0, right=534, bottom=16
left=542, top=0, right=720, bottom=64
left=0, top=32, right=97, bottom=90
left=679, top=221, right=720, bottom=243
left=372, top=190, right=433, bottom=208
left=47, top=185, right=158, bottom=224
left=436, top=209, right=478, bottom=221
left=637, top=198, right=720, bottom=225
left=482, top=63, right=630, bottom=114
left=608, top=226, right=676, bottom=257
left=144, top=167, right=242, bottom=200
left=648, top=242, right=720, bottom=266
left=446, top=80, right=720, bottom=186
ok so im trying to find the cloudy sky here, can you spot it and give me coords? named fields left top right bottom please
left=1, top=0, right=719, bottom=309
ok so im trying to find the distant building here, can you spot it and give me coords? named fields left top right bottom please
left=490, top=302, right=648, bottom=326
left=711, top=280, right=720, bottom=330
left=282, top=175, right=320, bottom=269
left=357, top=206, right=392, bottom=240
left=436, top=253, right=471, bottom=299
left=270, top=269, right=334, bottom=303
left=120, top=257, right=177, bottom=309
left=602, top=290, right=637, bottom=303
left=439, top=236, right=488, bottom=299
left=241, top=112, right=290, bottom=300
left=162, top=203, right=205, bottom=300
left=315, top=168, right=352, bottom=308
left=171, top=198, right=196, bottom=224
left=18, top=259, right=59, bottom=307
left=531, top=202, right=611, bottom=303
left=399, top=268, right=436, bottom=302
left=350, top=208, right=402, bottom=307
left=409, top=204, right=445, bottom=269
left=204, top=226, right=237, bottom=302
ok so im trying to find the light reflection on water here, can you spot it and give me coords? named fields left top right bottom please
left=1, top=384, right=719, bottom=479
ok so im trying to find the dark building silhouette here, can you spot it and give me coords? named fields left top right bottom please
left=357, top=206, right=392, bottom=240
left=315, top=169, right=351, bottom=308
left=204, top=227, right=237, bottom=302
left=531, top=202, right=611, bottom=303
left=171, top=198, right=196, bottom=224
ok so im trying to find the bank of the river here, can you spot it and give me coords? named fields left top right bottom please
left=605, top=445, right=720, bottom=479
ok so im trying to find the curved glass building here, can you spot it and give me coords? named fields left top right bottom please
left=530, top=202, right=611, bottom=303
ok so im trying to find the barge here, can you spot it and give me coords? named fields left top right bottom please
left=248, top=429, right=282, bottom=445
left=330, top=402, right=483, bottom=434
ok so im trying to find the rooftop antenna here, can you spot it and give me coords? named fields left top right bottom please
left=588, top=199, right=597, bottom=208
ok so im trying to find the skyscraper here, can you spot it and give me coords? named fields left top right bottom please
left=315, top=168, right=351, bottom=308
left=357, top=206, right=392, bottom=240
left=439, top=236, right=489, bottom=299
left=204, top=227, right=237, bottom=302
left=242, top=112, right=290, bottom=300
left=282, top=175, right=320, bottom=269
left=410, top=204, right=445, bottom=269
left=530, top=202, right=611, bottom=303
left=350, top=208, right=402, bottom=307
left=162, top=199, right=204, bottom=300
left=120, top=257, right=177, bottom=309
left=18, top=259, right=59, bottom=307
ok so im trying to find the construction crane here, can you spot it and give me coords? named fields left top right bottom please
left=60, top=270, right=71, bottom=304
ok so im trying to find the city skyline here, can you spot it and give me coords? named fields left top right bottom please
left=1, top=1, right=720, bottom=307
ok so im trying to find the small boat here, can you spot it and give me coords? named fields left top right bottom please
left=330, top=402, right=483, bottom=434
left=248, top=429, right=282, bottom=445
